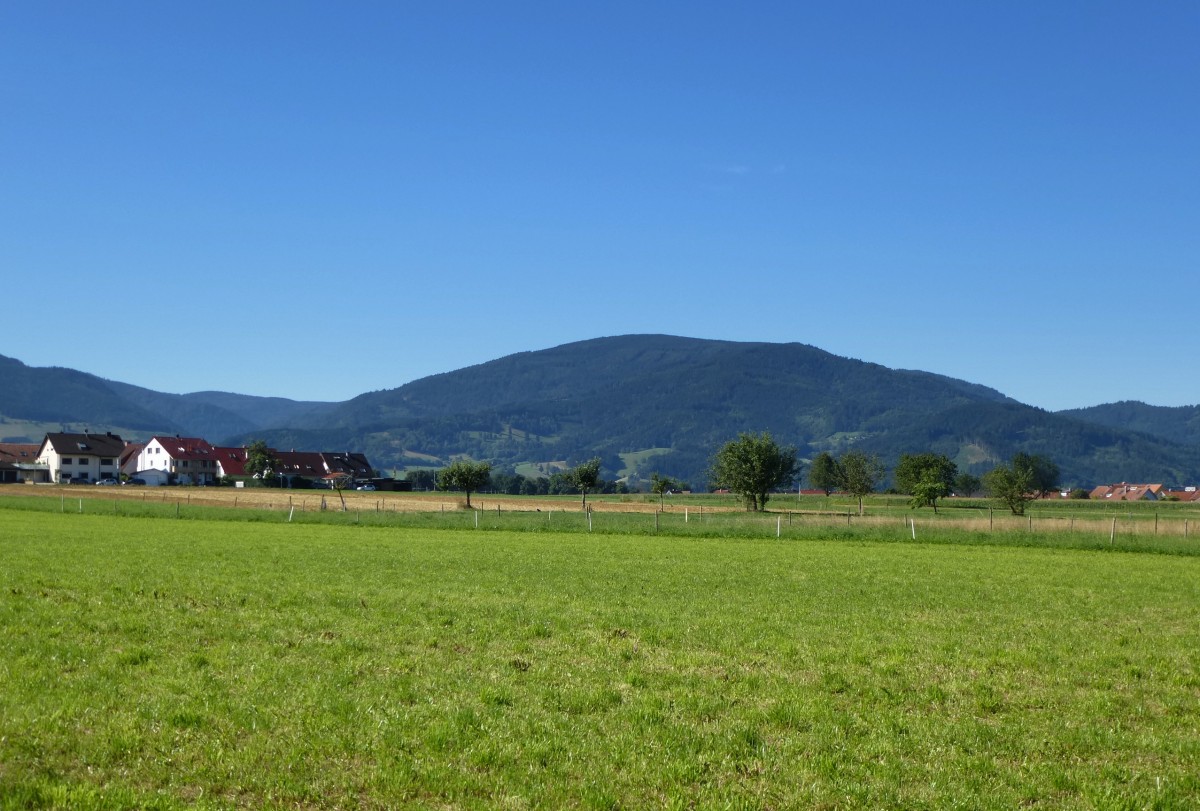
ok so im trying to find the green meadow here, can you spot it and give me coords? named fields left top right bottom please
left=2, top=500, right=1198, bottom=809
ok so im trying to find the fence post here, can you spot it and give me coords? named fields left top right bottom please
left=1110, top=517, right=1116, bottom=545
left=777, top=516, right=781, bottom=538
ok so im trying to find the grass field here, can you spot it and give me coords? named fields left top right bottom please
left=2, top=496, right=1199, bottom=809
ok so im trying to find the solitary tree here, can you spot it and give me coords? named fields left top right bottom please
left=895, top=452, right=957, bottom=512
left=894, top=453, right=957, bottom=494
left=710, top=432, right=799, bottom=512
left=436, top=460, right=492, bottom=508
left=983, top=460, right=1035, bottom=515
left=244, top=440, right=279, bottom=481
left=568, top=457, right=603, bottom=510
left=909, top=471, right=952, bottom=513
left=808, top=451, right=841, bottom=497
left=838, top=450, right=884, bottom=516
left=649, top=472, right=676, bottom=510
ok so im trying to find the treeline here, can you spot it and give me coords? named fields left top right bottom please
left=403, top=468, right=637, bottom=497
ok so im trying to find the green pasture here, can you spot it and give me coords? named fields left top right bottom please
left=2, top=505, right=1198, bottom=809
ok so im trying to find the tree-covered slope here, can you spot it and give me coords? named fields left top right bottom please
left=263, top=335, right=1200, bottom=487
left=0, top=354, right=172, bottom=431
left=0, top=353, right=335, bottom=441
left=1059, top=401, right=1200, bottom=447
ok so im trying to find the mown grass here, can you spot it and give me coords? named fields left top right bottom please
left=2, top=508, right=1199, bottom=809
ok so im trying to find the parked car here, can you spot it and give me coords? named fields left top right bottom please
left=356, top=483, right=376, bottom=491
left=123, top=477, right=146, bottom=486
left=95, top=478, right=119, bottom=486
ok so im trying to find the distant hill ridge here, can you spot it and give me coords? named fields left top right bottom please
left=3, top=338, right=1199, bottom=487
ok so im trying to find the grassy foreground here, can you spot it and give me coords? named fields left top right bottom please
left=2, top=510, right=1198, bottom=809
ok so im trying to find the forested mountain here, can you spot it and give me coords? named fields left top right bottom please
left=6, top=339, right=1200, bottom=488
left=0, top=353, right=332, bottom=441
left=1059, top=401, right=1200, bottom=447
left=237, top=336, right=1200, bottom=488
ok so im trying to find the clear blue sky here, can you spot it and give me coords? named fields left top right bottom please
left=3, top=2, right=1196, bottom=411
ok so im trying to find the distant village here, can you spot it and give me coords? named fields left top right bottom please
left=3, top=430, right=1199, bottom=502
left=0, top=431, right=398, bottom=490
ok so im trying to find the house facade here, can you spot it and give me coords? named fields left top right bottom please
left=36, top=433, right=127, bottom=483
left=137, top=436, right=221, bottom=485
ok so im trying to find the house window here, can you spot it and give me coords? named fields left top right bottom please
left=102, top=458, right=114, bottom=467
left=61, top=458, right=73, bottom=465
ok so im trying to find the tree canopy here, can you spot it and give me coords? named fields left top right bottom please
left=710, top=432, right=799, bottom=512
left=838, top=450, right=884, bottom=515
left=649, top=472, right=677, bottom=509
left=436, top=460, right=492, bottom=508
left=1012, top=452, right=1060, bottom=498
left=244, top=440, right=279, bottom=480
left=895, top=453, right=957, bottom=512
left=567, top=457, right=603, bottom=509
left=808, top=451, right=841, bottom=496
left=984, top=460, right=1035, bottom=515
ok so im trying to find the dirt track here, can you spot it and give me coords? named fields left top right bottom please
left=0, top=483, right=723, bottom=515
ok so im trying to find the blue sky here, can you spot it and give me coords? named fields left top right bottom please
left=2, top=2, right=1196, bottom=410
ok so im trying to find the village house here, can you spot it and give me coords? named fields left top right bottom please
left=137, top=436, right=221, bottom=486
left=1088, top=483, right=1165, bottom=501
left=0, top=443, right=48, bottom=483
left=36, top=432, right=127, bottom=483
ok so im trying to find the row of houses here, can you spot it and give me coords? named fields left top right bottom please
left=0, top=432, right=374, bottom=487
left=1088, top=483, right=1200, bottom=502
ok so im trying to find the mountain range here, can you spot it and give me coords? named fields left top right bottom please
left=3, top=336, right=1199, bottom=488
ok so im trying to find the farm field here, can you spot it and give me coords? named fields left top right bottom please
left=2, top=500, right=1199, bottom=808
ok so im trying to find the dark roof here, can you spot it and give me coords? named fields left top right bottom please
left=149, top=436, right=218, bottom=461
left=43, top=432, right=126, bottom=458
left=0, top=443, right=40, bottom=464
left=322, top=452, right=374, bottom=476
left=276, top=451, right=327, bottom=476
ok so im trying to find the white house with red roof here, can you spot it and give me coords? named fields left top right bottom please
left=137, top=436, right=221, bottom=485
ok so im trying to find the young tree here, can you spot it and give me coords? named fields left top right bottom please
left=436, top=460, right=492, bottom=508
left=568, top=457, right=603, bottom=510
left=244, top=440, right=279, bottom=481
left=983, top=461, right=1035, bottom=515
left=709, top=432, right=799, bottom=512
left=837, top=450, right=884, bottom=516
left=909, top=470, right=951, bottom=513
left=808, top=451, right=841, bottom=496
left=649, top=472, right=676, bottom=510
left=328, top=471, right=354, bottom=512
